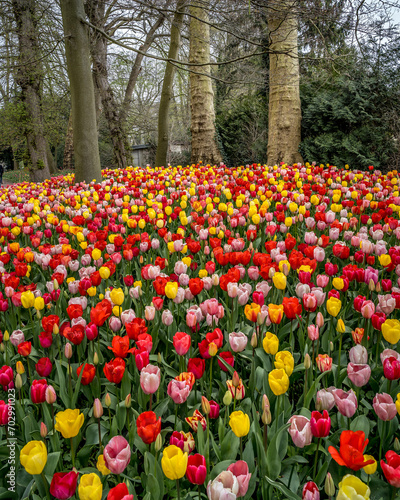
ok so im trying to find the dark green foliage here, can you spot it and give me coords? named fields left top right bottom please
left=300, top=71, right=397, bottom=169
left=216, top=93, right=267, bottom=167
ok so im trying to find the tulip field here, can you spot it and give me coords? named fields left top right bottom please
left=2, top=162, right=400, bottom=500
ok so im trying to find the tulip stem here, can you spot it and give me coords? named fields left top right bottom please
left=337, top=330, right=343, bottom=383
left=198, top=485, right=201, bottom=500
left=149, top=394, right=152, bottom=411
left=240, top=437, right=243, bottom=461
left=209, top=357, right=213, bottom=400
left=70, top=437, right=75, bottom=467
left=375, top=331, right=382, bottom=365
left=392, top=485, right=397, bottom=500
left=51, top=404, right=55, bottom=433
left=174, top=404, right=178, bottom=431
left=40, top=471, right=51, bottom=500
left=98, top=418, right=103, bottom=451
left=176, top=479, right=181, bottom=500
left=313, top=437, right=321, bottom=481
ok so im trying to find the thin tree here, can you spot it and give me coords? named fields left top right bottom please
left=155, top=0, right=186, bottom=167
left=189, top=0, right=222, bottom=165
left=60, top=0, right=102, bottom=182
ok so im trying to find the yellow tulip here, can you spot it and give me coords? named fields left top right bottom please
left=332, top=277, right=344, bottom=290
left=244, top=303, right=261, bottom=322
left=110, top=288, right=124, bottom=306
left=20, top=440, right=47, bottom=475
left=229, top=410, right=250, bottom=437
left=382, top=319, right=400, bottom=344
left=274, top=351, right=294, bottom=376
left=165, top=282, right=178, bottom=300
left=337, top=319, right=346, bottom=334
left=396, top=393, right=400, bottom=415
left=263, top=332, right=279, bottom=355
left=337, top=474, right=370, bottom=500
left=161, top=445, right=188, bottom=480
left=326, top=297, right=341, bottom=317
left=92, top=248, right=101, bottom=261
left=268, top=368, right=289, bottom=396
left=96, top=454, right=110, bottom=475
left=379, top=254, right=391, bottom=267
left=21, top=291, right=35, bottom=309
left=362, top=455, right=377, bottom=475
left=268, top=304, right=284, bottom=324
left=78, top=473, right=103, bottom=500
left=272, top=272, right=286, bottom=290
left=55, top=408, right=84, bottom=438
left=34, top=297, right=45, bottom=311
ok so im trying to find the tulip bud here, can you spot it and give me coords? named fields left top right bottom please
left=251, top=331, right=258, bottom=348
left=105, top=393, right=111, bottom=407
left=375, top=281, right=381, bottom=292
left=93, top=398, right=103, bottom=419
left=208, top=342, right=218, bottom=357
left=157, top=352, right=162, bottom=364
left=3, top=330, right=9, bottom=342
left=262, top=408, right=272, bottom=425
left=304, top=353, right=311, bottom=369
left=257, top=312, right=264, bottom=326
left=45, top=385, right=57, bottom=404
left=395, top=437, right=400, bottom=452
left=0, top=343, right=4, bottom=353
left=155, top=433, right=163, bottom=452
left=40, top=422, right=48, bottom=439
left=64, top=342, right=73, bottom=359
left=329, top=341, right=334, bottom=352
left=337, top=319, right=345, bottom=333
left=315, top=398, right=323, bottom=412
left=93, top=351, right=99, bottom=365
left=268, top=267, right=275, bottom=278
left=324, top=472, right=335, bottom=497
left=262, top=394, right=270, bottom=412
left=15, top=373, right=23, bottom=389
left=369, top=279, right=375, bottom=291
left=223, top=390, right=232, bottom=406
left=53, top=324, right=59, bottom=335
left=316, top=312, right=324, bottom=328
left=36, top=309, right=42, bottom=319
left=232, top=371, right=240, bottom=388
left=125, top=394, right=132, bottom=408
left=53, top=278, right=59, bottom=290
left=201, top=396, right=210, bottom=415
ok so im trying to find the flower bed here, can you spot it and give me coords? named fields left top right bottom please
left=1, top=163, right=400, bottom=499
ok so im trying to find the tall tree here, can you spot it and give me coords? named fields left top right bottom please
left=155, top=0, right=186, bottom=167
left=60, top=0, right=101, bottom=182
left=189, top=0, right=222, bottom=165
left=11, top=0, right=52, bottom=182
left=267, top=0, right=303, bottom=165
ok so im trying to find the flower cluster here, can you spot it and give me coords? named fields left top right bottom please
left=1, top=162, right=400, bottom=499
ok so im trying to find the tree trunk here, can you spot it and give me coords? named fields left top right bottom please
left=155, top=0, right=186, bottom=167
left=11, top=0, right=52, bottom=183
left=189, top=0, right=222, bottom=165
left=85, top=0, right=129, bottom=170
left=267, top=0, right=303, bottom=166
left=63, top=110, right=74, bottom=170
left=60, top=0, right=102, bottom=183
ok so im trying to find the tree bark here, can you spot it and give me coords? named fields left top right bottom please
left=60, top=0, right=102, bottom=183
left=63, top=109, right=74, bottom=170
left=267, top=0, right=303, bottom=166
left=155, top=0, right=186, bottom=167
left=189, top=0, right=222, bottom=165
left=85, top=0, right=129, bottom=169
left=11, top=0, right=52, bottom=183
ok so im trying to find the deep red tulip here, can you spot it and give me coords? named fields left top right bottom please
left=49, top=471, right=79, bottom=499
left=76, top=363, right=96, bottom=385
left=104, top=358, right=126, bottom=384
left=136, top=411, right=161, bottom=444
left=35, top=357, right=53, bottom=377
left=186, top=454, right=207, bottom=485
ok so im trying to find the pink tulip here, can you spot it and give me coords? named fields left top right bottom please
left=167, top=379, right=191, bottom=404
left=186, top=310, right=198, bottom=328
left=333, top=389, right=358, bottom=417
left=162, top=309, right=173, bottom=326
left=10, top=329, right=24, bottom=347
left=227, top=461, right=251, bottom=497
left=316, top=275, right=329, bottom=288
left=228, top=332, right=248, bottom=353
left=287, top=415, right=312, bottom=448
left=227, top=282, right=238, bottom=298
left=316, top=388, right=335, bottom=411
left=103, top=435, right=131, bottom=474
left=248, top=266, right=259, bottom=280
left=373, top=393, right=397, bottom=421
left=140, top=364, right=161, bottom=394
left=173, top=332, right=191, bottom=356
left=349, top=345, right=368, bottom=364
left=381, top=349, right=400, bottom=364
left=145, top=306, right=155, bottom=321
left=361, top=300, right=375, bottom=318
left=316, top=312, right=324, bottom=328
left=207, top=471, right=239, bottom=500
left=307, top=325, right=319, bottom=341
left=347, top=363, right=371, bottom=387
left=302, top=481, right=320, bottom=500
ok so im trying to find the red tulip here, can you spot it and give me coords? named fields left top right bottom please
left=104, top=358, right=126, bottom=384
left=328, top=430, right=374, bottom=471
left=217, top=351, right=234, bottom=372
left=66, top=304, right=83, bottom=320
left=136, top=411, right=161, bottom=444
left=35, top=357, right=53, bottom=377
left=125, top=318, right=147, bottom=341
left=49, top=471, right=79, bottom=499
left=310, top=410, right=331, bottom=438
left=186, top=454, right=207, bottom=485
left=107, top=483, right=134, bottom=500
left=31, top=379, right=48, bottom=404
left=173, top=332, right=191, bottom=356
left=0, top=400, right=10, bottom=425
left=187, top=358, right=205, bottom=379
left=90, top=299, right=112, bottom=326
left=76, top=363, right=96, bottom=385
left=107, top=336, right=134, bottom=358
left=18, top=341, right=32, bottom=356
left=188, top=277, right=204, bottom=296
left=381, top=450, right=400, bottom=487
